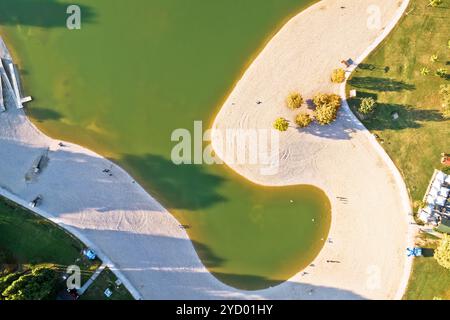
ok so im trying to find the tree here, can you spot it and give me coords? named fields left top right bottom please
left=285, top=92, right=304, bottom=109
left=359, top=97, right=377, bottom=114
left=312, top=93, right=342, bottom=125
left=312, top=93, right=341, bottom=110
left=331, top=68, right=346, bottom=83
left=273, top=118, right=289, bottom=132
left=434, top=235, right=450, bottom=270
left=0, top=272, right=22, bottom=299
left=314, top=105, right=338, bottom=125
left=2, top=267, right=58, bottom=300
left=295, top=113, right=312, bottom=128
left=430, top=54, right=438, bottom=63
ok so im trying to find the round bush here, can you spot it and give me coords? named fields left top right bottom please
left=285, top=92, right=304, bottom=109
left=273, top=117, right=289, bottom=132
left=331, top=68, right=346, bottom=83
left=359, top=97, right=376, bottom=115
left=313, top=93, right=342, bottom=110
left=295, top=113, right=312, bottom=128
left=314, top=105, right=338, bottom=125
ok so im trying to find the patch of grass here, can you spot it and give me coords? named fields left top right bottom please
left=404, top=233, right=450, bottom=300
left=347, top=0, right=450, bottom=202
left=80, top=268, right=134, bottom=300
left=0, top=196, right=100, bottom=284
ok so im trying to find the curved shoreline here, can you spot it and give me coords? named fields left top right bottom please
left=0, top=0, right=412, bottom=300
left=211, top=0, right=413, bottom=299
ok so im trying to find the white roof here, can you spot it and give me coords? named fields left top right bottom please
left=436, top=196, right=447, bottom=207
left=436, top=171, right=447, bottom=183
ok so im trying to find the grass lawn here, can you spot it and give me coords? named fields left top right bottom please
left=0, top=196, right=134, bottom=300
left=346, top=0, right=450, bottom=300
left=404, top=233, right=450, bottom=300
left=0, top=196, right=100, bottom=286
left=347, top=0, right=450, bottom=204
left=80, top=267, right=134, bottom=300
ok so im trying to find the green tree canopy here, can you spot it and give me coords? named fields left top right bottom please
left=1, top=267, right=58, bottom=300
left=434, top=235, right=450, bottom=270
left=359, top=97, right=377, bottom=115
left=331, top=68, right=346, bottom=83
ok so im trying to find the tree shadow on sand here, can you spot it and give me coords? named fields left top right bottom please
left=0, top=0, right=96, bottom=28
left=121, top=154, right=227, bottom=211
left=348, top=100, right=445, bottom=131
left=348, top=76, right=416, bottom=92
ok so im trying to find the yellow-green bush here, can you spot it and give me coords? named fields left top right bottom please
left=331, top=68, right=346, bottom=83
left=295, top=113, right=312, bottom=128
left=273, top=117, right=289, bottom=132
left=285, top=92, right=304, bottom=109
left=313, top=93, right=342, bottom=110
left=314, top=105, right=338, bottom=125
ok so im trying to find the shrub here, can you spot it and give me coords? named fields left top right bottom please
left=2, top=267, right=58, bottom=300
left=359, top=97, right=377, bottom=114
left=295, top=113, right=312, bottom=128
left=313, top=93, right=342, bottom=110
left=312, top=93, right=342, bottom=125
left=285, top=92, right=304, bottom=109
left=430, top=54, right=438, bottom=63
left=314, top=105, right=338, bottom=125
left=434, top=235, right=450, bottom=270
left=331, top=68, right=346, bottom=83
left=273, top=118, right=289, bottom=132
left=436, top=68, right=448, bottom=78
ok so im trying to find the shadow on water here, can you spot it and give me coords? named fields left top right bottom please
left=122, top=154, right=227, bottom=211
left=0, top=0, right=96, bottom=28
left=29, top=107, right=63, bottom=122
left=348, top=76, right=416, bottom=92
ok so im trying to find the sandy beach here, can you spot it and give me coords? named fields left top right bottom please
left=0, top=0, right=413, bottom=300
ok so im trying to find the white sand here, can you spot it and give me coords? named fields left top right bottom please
left=0, top=0, right=413, bottom=300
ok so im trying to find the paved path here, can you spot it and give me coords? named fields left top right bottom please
left=78, top=263, right=107, bottom=295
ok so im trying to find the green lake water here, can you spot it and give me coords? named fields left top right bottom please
left=0, top=0, right=331, bottom=290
